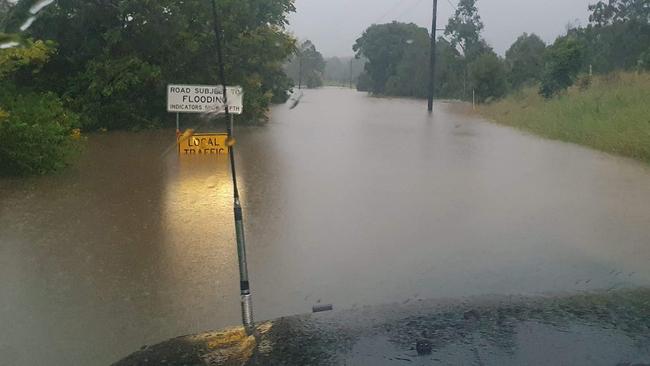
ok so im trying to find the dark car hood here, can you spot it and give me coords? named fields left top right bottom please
left=114, top=288, right=650, bottom=365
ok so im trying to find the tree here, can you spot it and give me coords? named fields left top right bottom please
left=468, top=51, right=507, bottom=103
left=539, top=36, right=585, bottom=98
left=434, top=37, right=465, bottom=99
left=285, top=40, right=326, bottom=89
left=505, top=33, right=546, bottom=90
left=18, top=0, right=296, bottom=129
left=444, top=0, right=486, bottom=61
left=588, top=0, right=649, bottom=26
left=639, top=47, right=650, bottom=70
left=580, top=0, right=650, bottom=74
left=0, top=0, right=12, bottom=24
left=353, top=22, right=429, bottom=95
left=443, top=0, right=493, bottom=100
left=385, top=29, right=430, bottom=97
left=0, top=40, right=80, bottom=175
left=356, top=72, right=373, bottom=92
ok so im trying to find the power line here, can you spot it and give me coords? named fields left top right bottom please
left=394, top=0, right=427, bottom=21
left=374, top=0, right=411, bottom=23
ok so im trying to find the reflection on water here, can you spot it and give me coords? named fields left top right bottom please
left=2, top=88, right=650, bottom=365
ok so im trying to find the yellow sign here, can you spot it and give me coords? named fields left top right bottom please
left=178, top=132, right=229, bottom=155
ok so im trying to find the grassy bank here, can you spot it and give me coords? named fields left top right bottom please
left=478, top=72, right=650, bottom=163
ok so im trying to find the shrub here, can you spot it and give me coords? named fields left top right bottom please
left=539, top=37, right=585, bottom=98
left=68, top=56, right=163, bottom=131
left=576, top=74, right=592, bottom=91
left=638, top=48, right=650, bottom=71
left=468, top=52, right=508, bottom=103
left=0, top=91, right=80, bottom=175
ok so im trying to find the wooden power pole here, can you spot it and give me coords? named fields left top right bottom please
left=428, top=0, right=438, bottom=112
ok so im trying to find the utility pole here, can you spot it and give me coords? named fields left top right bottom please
left=298, top=53, right=303, bottom=90
left=427, top=0, right=438, bottom=112
left=349, top=58, right=353, bottom=89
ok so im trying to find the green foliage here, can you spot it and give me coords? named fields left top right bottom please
left=539, top=37, right=585, bottom=98
left=285, top=40, right=326, bottom=89
left=588, top=0, right=649, bottom=26
left=385, top=30, right=430, bottom=97
left=480, top=72, right=650, bottom=162
left=0, top=39, right=80, bottom=176
left=353, top=22, right=430, bottom=95
left=0, top=0, right=13, bottom=27
left=441, top=0, right=496, bottom=100
left=352, top=14, right=497, bottom=101
left=0, top=90, right=80, bottom=176
left=70, top=56, right=163, bottom=130
left=444, top=0, right=485, bottom=61
left=505, top=33, right=546, bottom=90
left=356, top=72, right=373, bottom=92
left=21, top=0, right=296, bottom=129
left=0, top=39, right=53, bottom=79
left=434, top=38, right=465, bottom=100
left=578, top=21, right=650, bottom=74
left=468, top=51, right=507, bottom=102
left=639, top=48, right=650, bottom=71
left=268, top=69, right=295, bottom=103
left=352, top=0, right=646, bottom=105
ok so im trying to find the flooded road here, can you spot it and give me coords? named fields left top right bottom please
left=2, top=87, right=650, bottom=365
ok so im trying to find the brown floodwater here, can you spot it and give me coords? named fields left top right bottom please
left=1, top=87, right=650, bottom=365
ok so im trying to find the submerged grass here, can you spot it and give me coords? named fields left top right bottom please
left=478, top=72, right=650, bottom=163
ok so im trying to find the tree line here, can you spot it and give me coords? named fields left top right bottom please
left=284, top=40, right=326, bottom=89
left=0, top=0, right=298, bottom=175
left=353, top=0, right=650, bottom=103
left=323, top=56, right=365, bottom=87
left=283, top=41, right=366, bottom=88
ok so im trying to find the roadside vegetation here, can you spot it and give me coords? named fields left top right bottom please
left=1, top=0, right=648, bottom=175
left=0, top=0, right=298, bottom=176
left=284, top=40, right=326, bottom=89
left=353, top=0, right=649, bottom=161
left=479, top=72, right=650, bottom=162
left=0, top=40, right=81, bottom=175
left=354, top=0, right=649, bottom=102
left=284, top=46, right=366, bottom=89
left=323, top=56, right=365, bottom=87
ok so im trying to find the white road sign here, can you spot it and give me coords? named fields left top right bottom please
left=167, top=84, right=243, bottom=114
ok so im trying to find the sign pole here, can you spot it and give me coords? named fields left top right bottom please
left=472, top=89, right=476, bottom=110
left=211, top=0, right=254, bottom=330
left=176, top=112, right=180, bottom=143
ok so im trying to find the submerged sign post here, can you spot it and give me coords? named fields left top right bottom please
left=167, top=84, right=243, bottom=155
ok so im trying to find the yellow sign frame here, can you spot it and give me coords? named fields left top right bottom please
left=178, top=132, right=229, bottom=155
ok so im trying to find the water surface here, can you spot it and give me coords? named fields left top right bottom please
left=2, top=88, right=650, bottom=365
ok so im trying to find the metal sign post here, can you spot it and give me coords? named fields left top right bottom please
left=176, top=113, right=180, bottom=138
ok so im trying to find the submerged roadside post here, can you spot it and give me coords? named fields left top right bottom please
left=210, top=0, right=254, bottom=330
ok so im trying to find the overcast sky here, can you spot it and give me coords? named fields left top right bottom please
left=288, top=0, right=594, bottom=57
